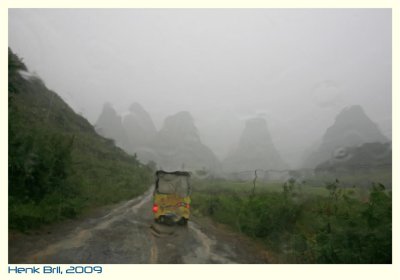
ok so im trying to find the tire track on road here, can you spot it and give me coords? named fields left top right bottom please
left=25, top=189, right=154, bottom=263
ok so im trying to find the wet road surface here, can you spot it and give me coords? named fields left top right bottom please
left=9, top=187, right=269, bottom=264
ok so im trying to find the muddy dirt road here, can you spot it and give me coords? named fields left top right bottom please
left=9, top=187, right=269, bottom=264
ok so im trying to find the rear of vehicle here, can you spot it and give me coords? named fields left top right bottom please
left=152, top=170, right=191, bottom=225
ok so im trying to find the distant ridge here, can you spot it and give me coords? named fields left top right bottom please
left=155, top=111, right=222, bottom=173
left=223, top=118, right=288, bottom=172
left=303, top=105, right=388, bottom=168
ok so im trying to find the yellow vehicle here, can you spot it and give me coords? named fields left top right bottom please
left=152, top=170, right=191, bottom=225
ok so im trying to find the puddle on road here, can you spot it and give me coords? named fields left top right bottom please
left=15, top=188, right=240, bottom=264
left=150, top=223, right=175, bottom=237
left=23, top=190, right=154, bottom=263
left=184, top=222, right=237, bottom=264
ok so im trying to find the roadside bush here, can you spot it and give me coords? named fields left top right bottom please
left=192, top=179, right=391, bottom=263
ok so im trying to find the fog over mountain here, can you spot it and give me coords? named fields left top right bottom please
left=95, top=103, right=130, bottom=151
left=223, top=118, right=287, bottom=172
left=155, top=111, right=221, bottom=172
left=316, top=142, right=391, bottom=171
left=123, top=102, right=157, bottom=146
left=8, top=9, right=392, bottom=168
left=122, top=102, right=158, bottom=162
left=303, top=105, right=389, bottom=168
left=95, top=103, right=221, bottom=172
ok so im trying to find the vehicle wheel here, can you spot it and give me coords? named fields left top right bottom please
left=178, top=218, right=188, bottom=226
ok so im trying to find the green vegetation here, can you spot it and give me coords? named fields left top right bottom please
left=192, top=178, right=391, bottom=263
left=8, top=48, right=153, bottom=231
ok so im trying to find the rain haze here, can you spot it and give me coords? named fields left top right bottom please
left=8, top=8, right=392, bottom=168
left=7, top=7, right=394, bottom=265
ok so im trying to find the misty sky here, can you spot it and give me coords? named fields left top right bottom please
left=8, top=9, right=392, bottom=167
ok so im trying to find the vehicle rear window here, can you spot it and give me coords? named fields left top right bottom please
left=157, top=173, right=189, bottom=197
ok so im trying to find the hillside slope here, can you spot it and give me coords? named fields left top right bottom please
left=8, top=48, right=153, bottom=231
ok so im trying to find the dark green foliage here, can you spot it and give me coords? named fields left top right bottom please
left=9, top=130, right=74, bottom=202
left=8, top=49, right=152, bottom=231
left=8, top=48, right=27, bottom=94
left=192, top=179, right=391, bottom=263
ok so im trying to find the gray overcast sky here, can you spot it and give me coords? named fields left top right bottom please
left=8, top=9, right=391, bottom=167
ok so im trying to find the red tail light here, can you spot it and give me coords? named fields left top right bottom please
left=152, top=204, right=159, bottom=213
